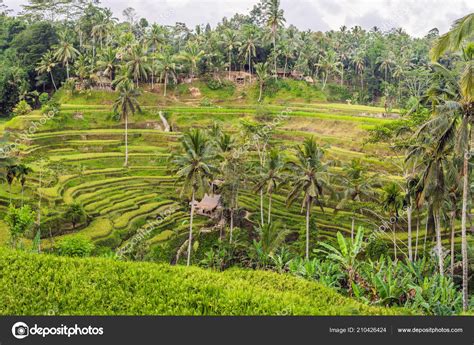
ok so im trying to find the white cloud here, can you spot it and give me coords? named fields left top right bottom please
left=4, top=0, right=473, bottom=36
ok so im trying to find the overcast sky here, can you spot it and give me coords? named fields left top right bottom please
left=4, top=0, right=474, bottom=37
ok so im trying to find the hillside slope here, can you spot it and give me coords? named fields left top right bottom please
left=0, top=248, right=403, bottom=315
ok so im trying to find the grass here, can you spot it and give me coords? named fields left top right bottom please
left=0, top=248, right=405, bottom=315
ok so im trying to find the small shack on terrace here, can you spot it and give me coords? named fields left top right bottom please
left=191, top=194, right=222, bottom=217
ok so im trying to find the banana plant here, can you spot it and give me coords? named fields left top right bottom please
left=316, top=227, right=365, bottom=295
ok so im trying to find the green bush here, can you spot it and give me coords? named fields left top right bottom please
left=0, top=248, right=402, bottom=315
left=12, top=100, right=32, bottom=116
left=39, top=92, right=49, bottom=105
left=57, top=236, right=95, bottom=257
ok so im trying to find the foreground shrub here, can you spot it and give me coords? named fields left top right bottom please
left=0, top=248, right=403, bottom=315
left=57, top=236, right=94, bottom=257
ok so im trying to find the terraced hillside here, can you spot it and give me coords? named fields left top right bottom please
left=0, top=85, right=462, bottom=262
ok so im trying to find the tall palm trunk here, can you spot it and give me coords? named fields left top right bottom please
left=248, top=54, right=252, bottom=83
left=66, top=61, right=70, bottom=79
left=229, top=208, right=234, bottom=243
left=124, top=113, right=129, bottom=167
left=37, top=169, right=42, bottom=253
left=50, top=72, right=57, bottom=91
left=351, top=215, right=355, bottom=240
left=407, top=205, right=413, bottom=261
left=258, top=82, right=263, bottom=102
left=272, top=30, right=277, bottom=80
left=392, top=218, right=397, bottom=260
left=305, top=198, right=311, bottom=260
left=450, top=214, right=456, bottom=277
left=228, top=50, right=232, bottom=80
left=268, top=193, right=272, bottom=224
left=414, top=209, right=420, bottom=260
left=260, top=189, right=264, bottom=224
left=164, top=73, right=168, bottom=97
left=434, top=210, right=444, bottom=276
left=187, top=190, right=196, bottom=266
left=423, top=214, right=429, bottom=254
left=461, top=149, right=469, bottom=311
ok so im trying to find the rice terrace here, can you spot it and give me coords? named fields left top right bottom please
left=0, top=0, right=473, bottom=316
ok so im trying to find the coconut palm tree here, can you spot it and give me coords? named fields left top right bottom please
left=15, top=164, right=32, bottom=206
left=336, top=159, right=377, bottom=240
left=113, top=80, right=141, bottom=167
left=125, top=44, right=150, bottom=87
left=217, top=134, right=245, bottom=243
left=315, top=51, right=342, bottom=90
left=156, top=50, right=177, bottom=97
left=97, top=47, right=118, bottom=82
left=287, top=137, right=328, bottom=260
left=377, top=51, right=395, bottom=82
left=173, top=129, right=215, bottom=266
left=54, top=32, right=80, bottom=79
left=381, top=182, right=404, bottom=260
left=179, top=42, right=205, bottom=79
left=352, top=49, right=366, bottom=90
left=255, top=149, right=285, bottom=225
left=407, top=127, right=455, bottom=275
left=240, top=24, right=259, bottom=81
left=146, top=24, right=167, bottom=89
left=263, top=0, right=285, bottom=79
left=255, top=62, right=269, bottom=103
left=221, top=29, right=241, bottom=80
left=426, top=14, right=473, bottom=308
left=36, top=51, right=58, bottom=91
left=6, top=164, right=18, bottom=204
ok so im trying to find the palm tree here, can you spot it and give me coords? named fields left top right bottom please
left=156, top=51, right=177, bottom=97
left=240, top=24, right=259, bottom=81
left=36, top=51, right=58, bottom=91
left=173, top=129, right=215, bottom=266
left=444, top=163, right=462, bottom=276
left=315, top=51, right=342, bottom=90
left=217, top=134, right=245, bottom=243
left=255, top=149, right=285, bottom=224
left=428, top=15, right=473, bottom=309
left=6, top=164, right=18, bottom=204
left=125, top=44, right=150, bottom=87
left=287, top=137, right=328, bottom=260
left=97, top=47, right=118, bottom=82
left=352, top=49, right=366, bottom=90
left=15, top=164, right=32, bottom=206
left=113, top=80, right=141, bottom=167
left=336, top=159, right=377, bottom=240
left=381, top=182, right=404, bottom=260
left=146, top=24, right=167, bottom=89
left=54, top=32, right=79, bottom=79
left=377, top=51, right=395, bottom=82
left=255, top=62, right=269, bottom=103
left=179, top=42, right=205, bottom=79
left=263, top=0, right=285, bottom=79
left=221, top=29, right=241, bottom=80
left=279, top=41, right=294, bottom=78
